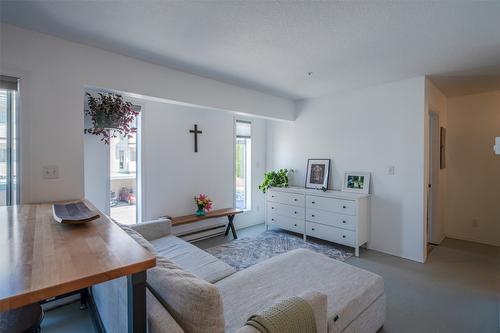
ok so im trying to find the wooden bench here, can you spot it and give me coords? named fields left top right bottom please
left=170, top=208, right=243, bottom=239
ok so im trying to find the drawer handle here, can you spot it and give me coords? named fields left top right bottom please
left=342, top=220, right=346, bottom=224
left=294, top=224, right=297, bottom=227
left=311, top=228, right=315, bottom=231
left=294, top=198, right=298, bottom=201
left=271, top=195, right=275, bottom=198
left=311, top=201, right=316, bottom=204
left=294, top=211, right=298, bottom=214
left=342, top=205, right=347, bottom=209
left=271, top=207, right=275, bottom=209
left=311, top=214, right=315, bottom=217
left=271, top=218, right=275, bottom=221
left=342, top=235, right=346, bottom=238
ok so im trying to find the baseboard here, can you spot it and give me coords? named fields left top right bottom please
left=444, top=234, right=500, bottom=247
left=235, top=220, right=264, bottom=230
left=366, top=245, right=426, bottom=263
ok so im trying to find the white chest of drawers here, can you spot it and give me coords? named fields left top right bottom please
left=266, top=186, right=370, bottom=256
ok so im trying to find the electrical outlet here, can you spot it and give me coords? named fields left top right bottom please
left=43, top=165, right=59, bottom=179
left=387, top=165, right=395, bottom=175
left=472, top=219, right=479, bottom=228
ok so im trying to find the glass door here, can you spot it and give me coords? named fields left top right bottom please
left=109, top=113, right=139, bottom=224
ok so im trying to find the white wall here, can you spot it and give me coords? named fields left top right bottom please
left=267, top=77, right=427, bottom=262
left=143, top=101, right=267, bottom=229
left=0, top=24, right=293, bottom=204
left=445, top=91, right=500, bottom=246
left=424, top=80, right=447, bottom=246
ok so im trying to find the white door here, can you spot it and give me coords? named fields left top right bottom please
left=428, top=112, right=442, bottom=244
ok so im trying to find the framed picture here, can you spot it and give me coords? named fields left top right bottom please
left=342, top=172, right=371, bottom=194
left=305, top=159, right=330, bottom=189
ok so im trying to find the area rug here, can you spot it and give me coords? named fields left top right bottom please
left=205, top=230, right=353, bottom=271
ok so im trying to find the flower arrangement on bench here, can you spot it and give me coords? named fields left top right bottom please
left=194, top=194, right=213, bottom=216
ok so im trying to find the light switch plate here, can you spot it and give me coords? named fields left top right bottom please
left=495, top=137, right=500, bottom=155
left=387, top=165, right=395, bottom=175
left=43, top=165, right=59, bottom=179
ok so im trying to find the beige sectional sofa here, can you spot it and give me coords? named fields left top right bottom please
left=92, top=219, right=385, bottom=333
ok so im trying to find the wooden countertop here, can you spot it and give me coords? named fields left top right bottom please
left=0, top=201, right=156, bottom=311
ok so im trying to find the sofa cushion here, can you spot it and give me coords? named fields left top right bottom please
left=131, top=218, right=172, bottom=241
left=148, top=256, right=225, bottom=333
left=114, top=221, right=159, bottom=256
left=150, top=235, right=236, bottom=283
left=215, top=248, right=384, bottom=333
left=92, top=274, right=187, bottom=333
left=146, top=288, right=184, bottom=333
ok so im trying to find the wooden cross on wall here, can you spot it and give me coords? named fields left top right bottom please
left=189, top=124, right=202, bottom=152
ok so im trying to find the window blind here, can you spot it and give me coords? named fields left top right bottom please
left=0, top=75, right=18, bottom=91
left=236, top=120, right=251, bottom=138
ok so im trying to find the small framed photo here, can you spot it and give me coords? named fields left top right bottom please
left=305, top=159, right=330, bottom=190
left=342, top=172, right=371, bottom=194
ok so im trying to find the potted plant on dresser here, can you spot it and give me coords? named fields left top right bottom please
left=258, top=168, right=293, bottom=193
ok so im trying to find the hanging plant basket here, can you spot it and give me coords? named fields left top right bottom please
left=94, top=109, right=121, bottom=129
left=84, top=92, right=140, bottom=144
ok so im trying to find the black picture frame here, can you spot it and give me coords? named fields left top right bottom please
left=305, top=159, right=331, bottom=190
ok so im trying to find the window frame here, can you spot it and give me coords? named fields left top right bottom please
left=234, top=119, right=252, bottom=211
left=107, top=105, right=142, bottom=225
left=0, top=88, right=19, bottom=205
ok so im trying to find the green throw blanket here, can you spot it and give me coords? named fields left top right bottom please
left=245, top=296, right=317, bottom=333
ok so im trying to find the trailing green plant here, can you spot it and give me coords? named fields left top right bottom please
left=84, top=92, right=140, bottom=144
left=258, top=169, right=292, bottom=193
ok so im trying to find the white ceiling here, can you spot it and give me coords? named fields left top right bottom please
left=1, top=1, right=500, bottom=100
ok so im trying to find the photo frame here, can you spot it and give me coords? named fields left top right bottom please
left=342, top=172, right=371, bottom=194
left=305, top=159, right=330, bottom=190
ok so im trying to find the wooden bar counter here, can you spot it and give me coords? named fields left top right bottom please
left=0, top=201, right=156, bottom=333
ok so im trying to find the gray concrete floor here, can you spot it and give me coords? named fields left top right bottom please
left=43, top=223, right=499, bottom=333
left=42, top=301, right=96, bottom=333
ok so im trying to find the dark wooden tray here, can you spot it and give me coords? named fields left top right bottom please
left=53, top=201, right=100, bottom=224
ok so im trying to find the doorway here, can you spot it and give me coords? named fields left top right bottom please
left=427, top=111, right=441, bottom=245
left=109, top=110, right=141, bottom=225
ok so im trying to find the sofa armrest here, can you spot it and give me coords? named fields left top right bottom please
left=235, top=290, right=328, bottom=333
left=131, top=218, right=172, bottom=241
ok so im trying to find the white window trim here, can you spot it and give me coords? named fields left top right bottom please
left=234, top=119, right=252, bottom=212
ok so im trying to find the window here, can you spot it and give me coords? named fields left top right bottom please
left=118, top=150, right=125, bottom=170
left=0, top=75, right=19, bottom=206
left=235, top=120, right=251, bottom=210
